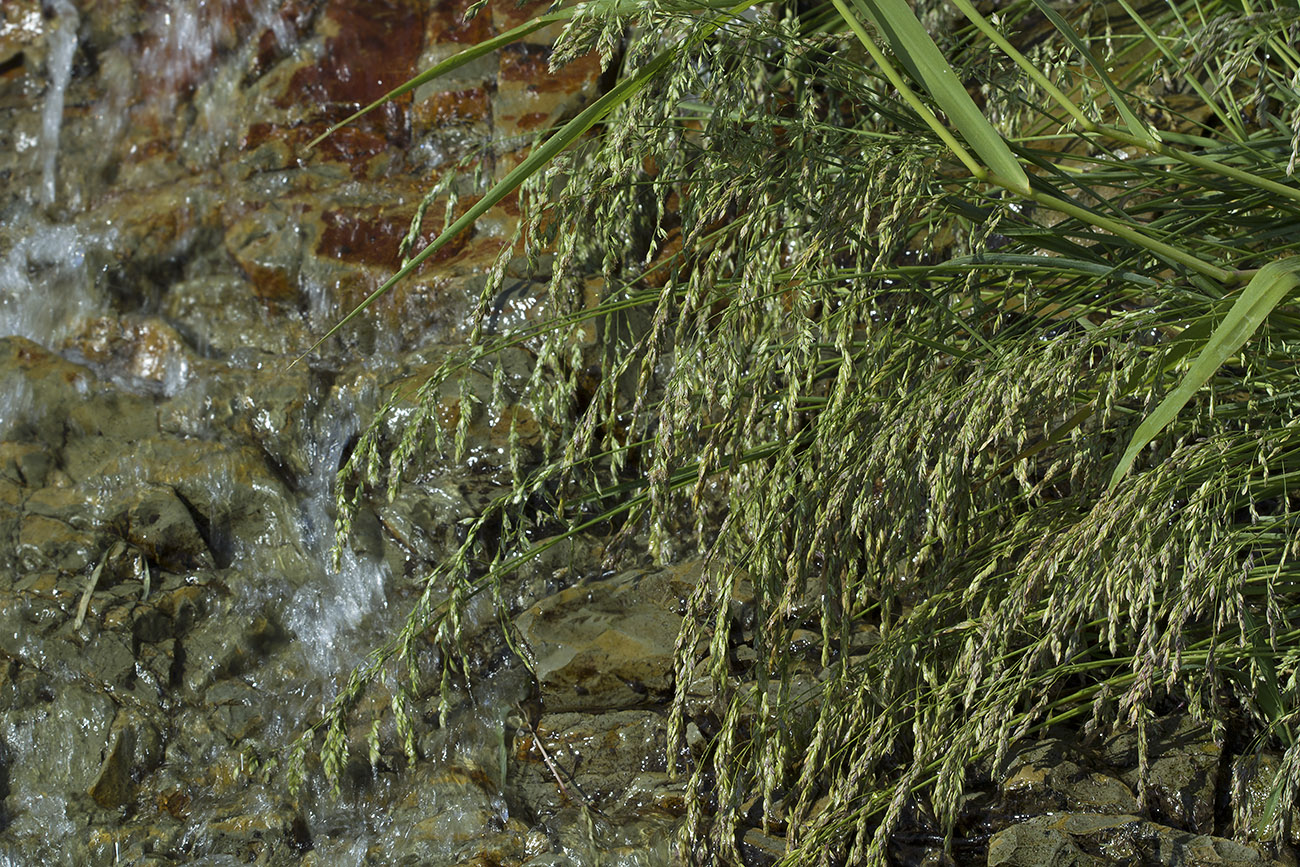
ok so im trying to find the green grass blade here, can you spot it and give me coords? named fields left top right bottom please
left=293, top=47, right=674, bottom=364
left=846, top=0, right=1030, bottom=194
left=1108, top=257, right=1300, bottom=492
left=943, top=0, right=1090, bottom=130
left=1109, top=0, right=1236, bottom=134
left=1023, top=0, right=1157, bottom=144
left=830, top=0, right=984, bottom=179
left=1099, top=126, right=1300, bottom=207
left=305, top=12, right=569, bottom=150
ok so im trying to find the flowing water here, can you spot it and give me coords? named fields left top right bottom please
left=0, top=1, right=677, bottom=863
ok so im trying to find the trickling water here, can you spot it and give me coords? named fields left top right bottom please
left=285, top=390, right=393, bottom=679
left=38, top=0, right=77, bottom=209
left=0, top=220, right=100, bottom=345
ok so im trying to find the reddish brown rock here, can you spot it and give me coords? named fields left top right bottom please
left=317, top=206, right=469, bottom=269
left=424, top=0, right=494, bottom=45
left=492, top=0, right=561, bottom=32
left=285, top=0, right=426, bottom=106
left=225, top=205, right=305, bottom=302
left=411, top=86, right=493, bottom=132
left=495, top=45, right=600, bottom=139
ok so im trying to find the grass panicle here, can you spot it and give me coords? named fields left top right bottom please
left=292, top=0, right=1300, bottom=860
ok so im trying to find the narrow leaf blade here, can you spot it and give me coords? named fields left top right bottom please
left=1108, top=258, right=1300, bottom=491
left=851, top=0, right=1029, bottom=193
left=306, top=13, right=565, bottom=150
left=1024, top=0, right=1157, bottom=143
left=293, top=47, right=676, bottom=364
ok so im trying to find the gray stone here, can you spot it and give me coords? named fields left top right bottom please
left=88, top=708, right=163, bottom=808
left=999, top=738, right=1140, bottom=817
left=989, top=814, right=1286, bottom=867
left=2, top=684, right=116, bottom=804
left=1112, top=717, right=1221, bottom=834
left=515, top=562, right=700, bottom=713
left=206, top=678, right=266, bottom=742
left=742, top=828, right=789, bottom=866
left=125, top=485, right=214, bottom=573
left=510, top=709, right=680, bottom=822
left=988, top=816, right=1107, bottom=866
left=15, top=513, right=98, bottom=574
left=162, top=274, right=309, bottom=357
left=82, top=631, right=136, bottom=687
left=378, top=762, right=512, bottom=864
left=181, top=609, right=286, bottom=695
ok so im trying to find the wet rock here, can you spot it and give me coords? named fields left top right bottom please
left=987, top=816, right=1108, bottom=867
left=137, top=638, right=179, bottom=690
left=88, top=708, right=164, bottom=809
left=495, top=44, right=601, bottom=141
left=0, top=585, right=58, bottom=663
left=224, top=204, right=307, bottom=304
left=206, top=678, right=266, bottom=742
left=0, top=655, right=27, bottom=712
left=379, top=762, right=513, bottom=863
left=515, top=562, right=700, bottom=713
left=15, top=513, right=98, bottom=574
left=286, top=0, right=426, bottom=111
left=1105, top=717, right=1222, bottom=834
left=126, top=485, right=215, bottom=572
left=182, top=608, right=286, bottom=695
left=507, top=533, right=606, bottom=613
left=0, top=337, right=158, bottom=457
left=151, top=578, right=214, bottom=636
left=510, top=709, right=681, bottom=822
left=227, top=369, right=319, bottom=488
left=998, top=738, right=1140, bottom=817
left=123, top=437, right=312, bottom=582
left=162, top=274, right=310, bottom=357
left=197, top=804, right=313, bottom=864
left=68, top=315, right=194, bottom=388
left=373, top=488, right=477, bottom=579
left=987, top=813, right=1285, bottom=867
left=130, top=600, right=173, bottom=644
left=742, top=828, right=789, bottom=866
left=2, top=684, right=115, bottom=817
left=0, top=441, right=50, bottom=487
left=0, top=0, right=626, bottom=861
left=82, top=631, right=136, bottom=687
left=1231, top=752, right=1300, bottom=848
left=0, top=2, right=45, bottom=80
left=18, top=477, right=86, bottom=521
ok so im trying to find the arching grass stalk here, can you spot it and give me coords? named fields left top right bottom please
left=292, top=0, right=1300, bottom=860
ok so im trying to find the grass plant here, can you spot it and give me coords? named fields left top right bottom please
left=291, top=0, right=1300, bottom=860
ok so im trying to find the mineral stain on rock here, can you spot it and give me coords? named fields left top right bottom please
left=285, top=0, right=426, bottom=107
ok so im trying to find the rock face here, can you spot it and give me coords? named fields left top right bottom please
left=980, top=724, right=1292, bottom=867
left=0, top=0, right=694, bottom=864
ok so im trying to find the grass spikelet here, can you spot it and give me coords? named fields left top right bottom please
left=293, top=0, right=1300, bottom=859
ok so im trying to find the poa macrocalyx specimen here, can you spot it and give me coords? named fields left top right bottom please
left=294, top=0, right=1300, bottom=860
